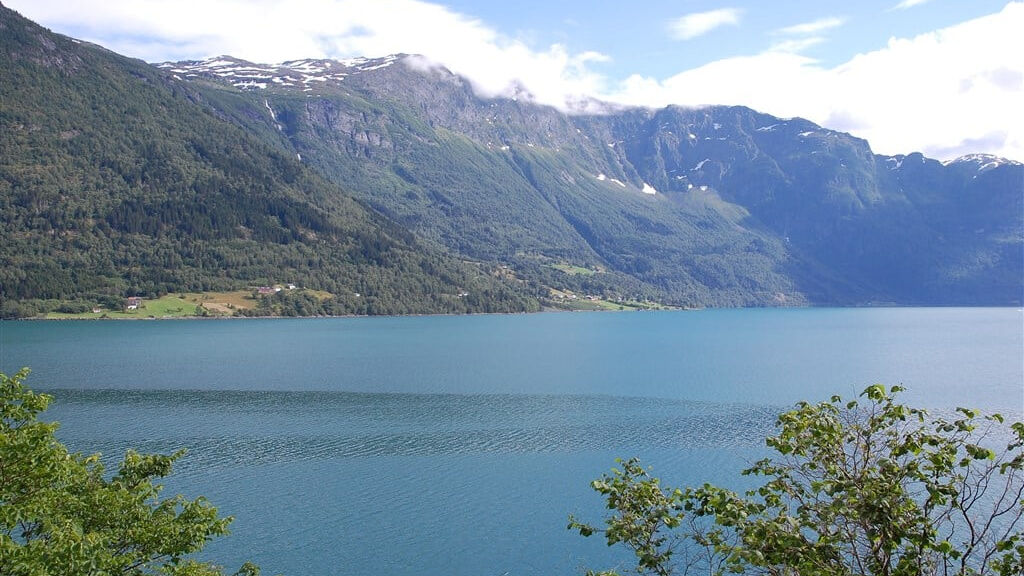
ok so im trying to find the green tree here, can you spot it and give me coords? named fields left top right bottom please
left=0, top=368, right=258, bottom=576
left=571, top=386, right=1024, bottom=576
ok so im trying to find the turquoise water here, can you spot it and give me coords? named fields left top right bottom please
left=1, top=308, right=1022, bottom=575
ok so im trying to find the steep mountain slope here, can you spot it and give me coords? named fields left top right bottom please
left=0, top=6, right=537, bottom=317
left=169, top=54, right=1023, bottom=306
left=169, top=57, right=807, bottom=306
left=606, top=108, right=1024, bottom=304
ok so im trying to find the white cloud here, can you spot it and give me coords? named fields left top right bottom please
left=774, top=17, right=846, bottom=36
left=892, top=0, right=933, bottom=10
left=6, top=0, right=1023, bottom=161
left=767, top=17, right=844, bottom=56
left=768, top=37, right=826, bottom=54
left=609, top=3, right=1024, bottom=161
left=668, top=8, right=742, bottom=40
left=6, top=0, right=611, bottom=110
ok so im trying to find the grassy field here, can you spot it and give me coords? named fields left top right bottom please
left=546, top=288, right=670, bottom=311
left=305, top=289, right=334, bottom=301
left=549, top=263, right=600, bottom=276
left=43, top=288, right=337, bottom=319
left=45, top=295, right=202, bottom=319
left=182, top=291, right=257, bottom=315
left=553, top=298, right=622, bottom=311
left=552, top=299, right=666, bottom=311
left=41, top=288, right=663, bottom=318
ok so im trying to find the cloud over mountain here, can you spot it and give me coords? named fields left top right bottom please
left=8, top=0, right=1022, bottom=160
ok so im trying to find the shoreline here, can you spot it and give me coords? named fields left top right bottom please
left=7, top=303, right=1019, bottom=322
left=10, top=296, right=682, bottom=321
left=11, top=306, right=677, bottom=322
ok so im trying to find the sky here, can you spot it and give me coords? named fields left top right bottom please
left=6, top=0, right=1023, bottom=161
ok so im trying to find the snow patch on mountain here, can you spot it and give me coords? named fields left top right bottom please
left=944, top=153, right=1022, bottom=173
left=158, top=54, right=401, bottom=92
left=886, top=156, right=905, bottom=170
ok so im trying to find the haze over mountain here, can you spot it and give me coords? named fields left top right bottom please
left=9, top=1, right=1022, bottom=162
left=1, top=3, right=1021, bottom=315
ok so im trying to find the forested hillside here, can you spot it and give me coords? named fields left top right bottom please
left=0, top=5, right=537, bottom=317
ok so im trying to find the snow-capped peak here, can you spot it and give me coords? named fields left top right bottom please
left=157, top=54, right=403, bottom=91
left=943, top=153, right=1022, bottom=173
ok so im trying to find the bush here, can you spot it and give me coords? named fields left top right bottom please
left=0, top=368, right=258, bottom=576
left=571, top=386, right=1024, bottom=576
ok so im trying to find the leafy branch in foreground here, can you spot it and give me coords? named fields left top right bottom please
left=0, top=368, right=259, bottom=576
left=571, top=385, right=1024, bottom=576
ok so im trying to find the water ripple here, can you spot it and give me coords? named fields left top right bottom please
left=47, top=389, right=778, bottom=474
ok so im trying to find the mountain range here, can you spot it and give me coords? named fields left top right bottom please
left=1, top=2, right=1021, bottom=317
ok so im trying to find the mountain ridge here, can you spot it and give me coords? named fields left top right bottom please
left=163, top=53, right=1021, bottom=166
left=160, top=52, right=1022, bottom=306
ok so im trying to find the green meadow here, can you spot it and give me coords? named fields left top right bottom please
left=45, top=295, right=202, bottom=319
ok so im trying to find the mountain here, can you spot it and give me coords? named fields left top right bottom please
left=2, top=2, right=1020, bottom=314
left=0, top=5, right=537, bottom=317
left=164, top=54, right=1023, bottom=306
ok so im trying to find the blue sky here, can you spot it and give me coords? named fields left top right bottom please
left=7, top=0, right=1023, bottom=160
left=440, top=0, right=1011, bottom=77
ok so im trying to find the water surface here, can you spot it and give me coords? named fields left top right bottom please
left=1, top=308, right=1021, bottom=575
